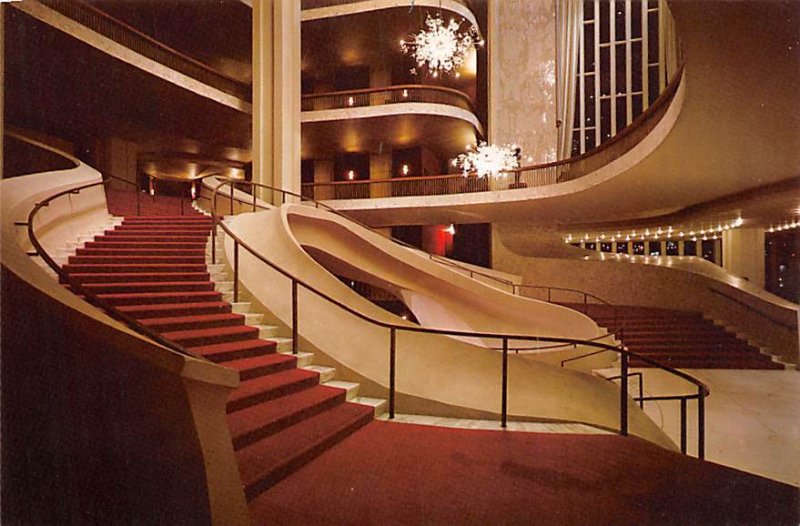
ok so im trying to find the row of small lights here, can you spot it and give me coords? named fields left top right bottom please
left=767, top=219, right=800, bottom=233
left=564, top=217, right=745, bottom=244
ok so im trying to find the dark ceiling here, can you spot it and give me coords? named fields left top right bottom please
left=4, top=7, right=252, bottom=166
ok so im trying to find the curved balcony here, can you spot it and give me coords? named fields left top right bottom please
left=301, top=0, right=479, bottom=31
left=301, top=85, right=483, bottom=160
left=13, top=0, right=250, bottom=108
left=302, top=85, right=475, bottom=114
left=302, top=65, right=683, bottom=201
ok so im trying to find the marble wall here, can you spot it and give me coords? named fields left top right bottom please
left=488, top=0, right=557, bottom=165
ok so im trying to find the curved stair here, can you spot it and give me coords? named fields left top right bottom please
left=60, top=205, right=381, bottom=512
left=568, top=304, right=784, bottom=369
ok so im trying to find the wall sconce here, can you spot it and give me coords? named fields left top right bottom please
left=347, top=96, right=355, bottom=106
left=401, top=164, right=410, bottom=176
left=347, top=170, right=356, bottom=181
left=444, top=224, right=456, bottom=235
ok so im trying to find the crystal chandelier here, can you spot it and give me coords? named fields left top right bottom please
left=401, top=14, right=481, bottom=78
left=455, top=142, right=521, bottom=178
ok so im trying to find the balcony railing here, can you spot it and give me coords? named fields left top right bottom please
left=35, top=0, right=250, bottom=101
left=302, top=64, right=684, bottom=201
left=301, top=84, right=475, bottom=114
left=302, top=0, right=469, bottom=11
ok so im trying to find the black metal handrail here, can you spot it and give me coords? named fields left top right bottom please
left=25, top=177, right=209, bottom=363
left=210, top=177, right=709, bottom=458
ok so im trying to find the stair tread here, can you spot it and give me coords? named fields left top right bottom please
left=162, top=324, right=259, bottom=341
left=228, top=368, right=320, bottom=408
left=118, top=301, right=231, bottom=315
left=139, top=312, right=244, bottom=328
left=190, top=339, right=277, bottom=361
left=227, top=385, right=346, bottom=449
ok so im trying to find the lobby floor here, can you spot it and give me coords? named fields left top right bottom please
left=606, top=368, right=800, bottom=486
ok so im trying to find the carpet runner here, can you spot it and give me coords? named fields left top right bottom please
left=567, top=304, right=783, bottom=369
left=60, top=204, right=374, bottom=512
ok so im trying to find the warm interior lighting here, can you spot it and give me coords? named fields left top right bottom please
left=444, top=224, right=456, bottom=235
left=401, top=14, right=479, bottom=77
left=401, top=164, right=410, bottom=176
left=347, top=170, right=356, bottom=181
left=456, top=142, right=521, bottom=178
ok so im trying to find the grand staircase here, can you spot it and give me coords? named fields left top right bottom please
left=571, top=304, right=783, bottom=369
left=59, top=202, right=382, bottom=512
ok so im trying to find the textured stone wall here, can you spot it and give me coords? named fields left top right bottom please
left=488, top=0, right=557, bottom=164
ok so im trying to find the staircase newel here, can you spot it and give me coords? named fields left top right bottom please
left=620, top=349, right=629, bottom=436
left=501, top=337, right=508, bottom=428
left=389, top=328, right=396, bottom=419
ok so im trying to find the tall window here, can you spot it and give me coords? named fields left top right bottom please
left=571, top=0, right=678, bottom=156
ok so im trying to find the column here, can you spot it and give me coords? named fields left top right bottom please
left=369, top=153, right=392, bottom=199
left=723, top=228, right=766, bottom=286
left=252, top=0, right=301, bottom=204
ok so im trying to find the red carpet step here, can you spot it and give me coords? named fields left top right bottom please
left=563, top=303, right=783, bottom=369
left=61, top=211, right=375, bottom=518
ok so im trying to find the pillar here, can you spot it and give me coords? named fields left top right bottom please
left=252, top=0, right=301, bottom=204
left=723, top=228, right=766, bottom=286
left=369, top=153, right=391, bottom=199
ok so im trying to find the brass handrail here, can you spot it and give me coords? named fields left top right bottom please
left=210, top=177, right=709, bottom=457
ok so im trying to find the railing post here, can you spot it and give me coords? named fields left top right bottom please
left=253, top=188, right=257, bottom=212
left=233, top=240, right=239, bottom=303
left=291, top=280, right=298, bottom=355
left=389, top=328, right=396, bottom=419
left=211, top=214, right=217, bottom=265
left=501, top=337, right=508, bottom=428
left=698, top=387, right=705, bottom=459
left=230, top=186, right=234, bottom=216
left=680, top=398, right=687, bottom=454
left=620, top=350, right=629, bottom=436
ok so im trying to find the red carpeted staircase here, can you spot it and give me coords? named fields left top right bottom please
left=570, top=304, right=783, bottom=369
left=61, top=205, right=375, bottom=509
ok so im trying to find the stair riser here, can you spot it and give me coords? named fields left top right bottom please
left=65, top=273, right=210, bottom=284
left=80, top=283, right=215, bottom=294
left=76, top=248, right=206, bottom=257
left=199, top=343, right=277, bottom=363
left=168, top=328, right=259, bottom=348
left=121, top=304, right=232, bottom=318
left=64, top=265, right=208, bottom=274
left=143, top=317, right=245, bottom=333
left=84, top=242, right=207, bottom=249
left=69, top=257, right=207, bottom=265
left=238, top=358, right=302, bottom=381
left=99, top=292, right=223, bottom=306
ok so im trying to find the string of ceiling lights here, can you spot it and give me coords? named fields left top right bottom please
left=563, top=217, right=746, bottom=244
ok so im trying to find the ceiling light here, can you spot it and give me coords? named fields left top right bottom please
left=456, top=142, right=521, bottom=178
left=401, top=14, right=479, bottom=77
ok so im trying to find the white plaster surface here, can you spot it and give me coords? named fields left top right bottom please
left=598, top=367, right=800, bottom=487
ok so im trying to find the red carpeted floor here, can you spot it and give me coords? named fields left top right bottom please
left=254, top=421, right=798, bottom=525
left=563, top=304, right=783, bottom=369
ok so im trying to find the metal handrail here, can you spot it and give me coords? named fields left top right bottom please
left=25, top=179, right=209, bottom=363
left=301, top=63, right=685, bottom=200
left=302, top=84, right=475, bottom=113
left=33, top=0, right=250, bottom=101
left=210, top=177, right=709, bottom=458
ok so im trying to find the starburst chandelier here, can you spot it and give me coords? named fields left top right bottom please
left=455, top=142, right=521, bottom=178
left=401, top=14, right=481, bottom=78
